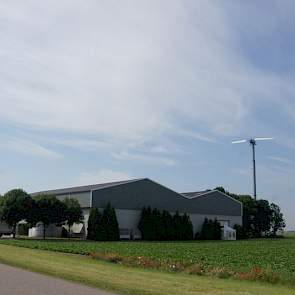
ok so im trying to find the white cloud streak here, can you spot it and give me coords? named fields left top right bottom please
left=1, top=1, right=294, bottom=145
left=268, top=156, right=293, bottom=165
left=0, top=137, right=60, bottom=159
left=73, top=169, right=133, bottom=186
left=111, top=151, right=176, bottom=166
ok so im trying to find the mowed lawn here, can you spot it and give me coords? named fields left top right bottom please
left=0, top=244, right=294, bottom=295
left=1, top=237, right=295, bottom=280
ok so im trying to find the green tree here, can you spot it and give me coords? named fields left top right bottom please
left=181, top=213, right=193, bottom=240
left=270, top=203, right=285, bottom=236
left=31, top=195, right=65, bottom=239
left=214, top=186, right=226, bottom=194
left=63, top=198, right=84, bottom=239
left=200, top=218, right=221, bottom=240
left=173, top=211, right=183, bottom=240
left=0, top=189, right=33, bottom=238
left=88, top=204, right=119, bottom=241
left=101, top=203, right=119, bottom=241
left=151, top=208, right=162, bottom=240
left=138, top=207, right=153, bottom=240
left=87, top=208, right=96, bottom=240
left=138, top=208, right=193, bottom=241
left=233, top=224, right=248, bottom=239
left=138, top=207, right=147, bottom=239
left=253, top=199, right=272, bottom=237
left=161, top=210, right=174, bottom=240
left=87, top=207, right=102, bottom=240
left=94, top=210, right=105, bottom=241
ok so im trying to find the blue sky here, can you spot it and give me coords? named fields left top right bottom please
left=1, top=1, right=295, bottom=229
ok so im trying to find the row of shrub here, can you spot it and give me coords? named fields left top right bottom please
left=87, top=203, right=119, bottom=241
left=87, top=205, right=222, bottom=241
left=138, top=207, right=194, bottom=240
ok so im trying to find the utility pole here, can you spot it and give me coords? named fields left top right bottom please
left=232, top=137, right=273, bottom=200
left=250, top=139, right=257, bottom=200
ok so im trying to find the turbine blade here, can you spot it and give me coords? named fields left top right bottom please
left=254, top=137, right=274, bottom=141
left=232, top=140, right=247, bottom=144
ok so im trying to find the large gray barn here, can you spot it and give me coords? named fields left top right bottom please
left=31, top=178, right=242, bottom=238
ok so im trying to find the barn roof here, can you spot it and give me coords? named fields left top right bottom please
left=181, top=190, right=212, bottom=199
left=31, top=178, right=144, bottom=196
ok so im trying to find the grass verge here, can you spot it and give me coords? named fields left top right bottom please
left=0, top=244, right=294, bottom=295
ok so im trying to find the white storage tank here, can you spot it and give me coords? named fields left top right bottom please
left=29, top=222, right=62, bottom=238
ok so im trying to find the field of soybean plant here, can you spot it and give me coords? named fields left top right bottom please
left=1, top=236, right=295, bottom=284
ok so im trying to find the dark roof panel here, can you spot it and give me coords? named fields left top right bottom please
left=31, top=178, right=144, bottom=196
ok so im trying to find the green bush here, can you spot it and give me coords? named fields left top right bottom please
left=138, top=207, right=193, bottom=241
left=101, top=203, right=119, bottom=241
left=233, top=224, right=248, bottom=239
left=87, top=203, right=119, bottom=241
left=200, top=218, right=221, bottom=240
left=181, top=213, right=194, bottom=240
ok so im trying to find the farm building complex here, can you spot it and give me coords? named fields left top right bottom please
left=30, top=178, right=243, bottom=239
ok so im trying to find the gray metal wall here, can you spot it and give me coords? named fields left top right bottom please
left=91, top=179, right=242, bottom=216
left=189, top=213, right=242, bottom=233
left=109, top=209, right=242, bottom=237
left=55, top=191, right=91, bottom=208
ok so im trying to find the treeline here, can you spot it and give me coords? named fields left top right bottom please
left=0, top=189, right=83, bottom=239
left=87, top=203, right=119, bottom=241
left=138, top=207, right=193, bottom=240
left=215, top=187, right=285, bottom=238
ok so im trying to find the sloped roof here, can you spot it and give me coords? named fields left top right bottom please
left=181, top=190, right=212, bottom=199
left=31, top=178, right=144, bottom=196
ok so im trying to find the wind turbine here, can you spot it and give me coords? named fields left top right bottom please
left=232, top=137, right=274, bottom=200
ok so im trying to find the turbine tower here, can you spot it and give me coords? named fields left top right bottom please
left=232, top=137, right=273, bottom=200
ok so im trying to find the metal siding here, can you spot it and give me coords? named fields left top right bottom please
left=92, top=179, right=242, bottom=216
left=189, top=213, right=243, bottom=234
left=189, top=192, right=242, bottom=215
left=55, top=192, right=91, bottom=208
left=115, top=209, right=141, bottom=231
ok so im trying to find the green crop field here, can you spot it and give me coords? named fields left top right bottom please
left=1, top=236, right=295, bottom=284
left=1, top=244, right=294, bottom=295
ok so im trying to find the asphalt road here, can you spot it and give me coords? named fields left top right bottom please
left=0, top=263, right=115, bottom=295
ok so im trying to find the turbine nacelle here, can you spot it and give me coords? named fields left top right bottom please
left=232, top=137, right=274, bottom=145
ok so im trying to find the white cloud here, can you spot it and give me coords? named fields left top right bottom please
left=176, top=130, right=218, bottom=143
left=268, top=156, right=293, bottom=165
left=150, top=146, right=168, bottom=154
left=1, top=1, right=294, bottom=144
left=31, top=135, right=111, bottom=151
left=111, top=151, right=176, bottom=166
left=0, top=137, right=60, bottom=159
left=73, top=169, right=133, bottom=186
